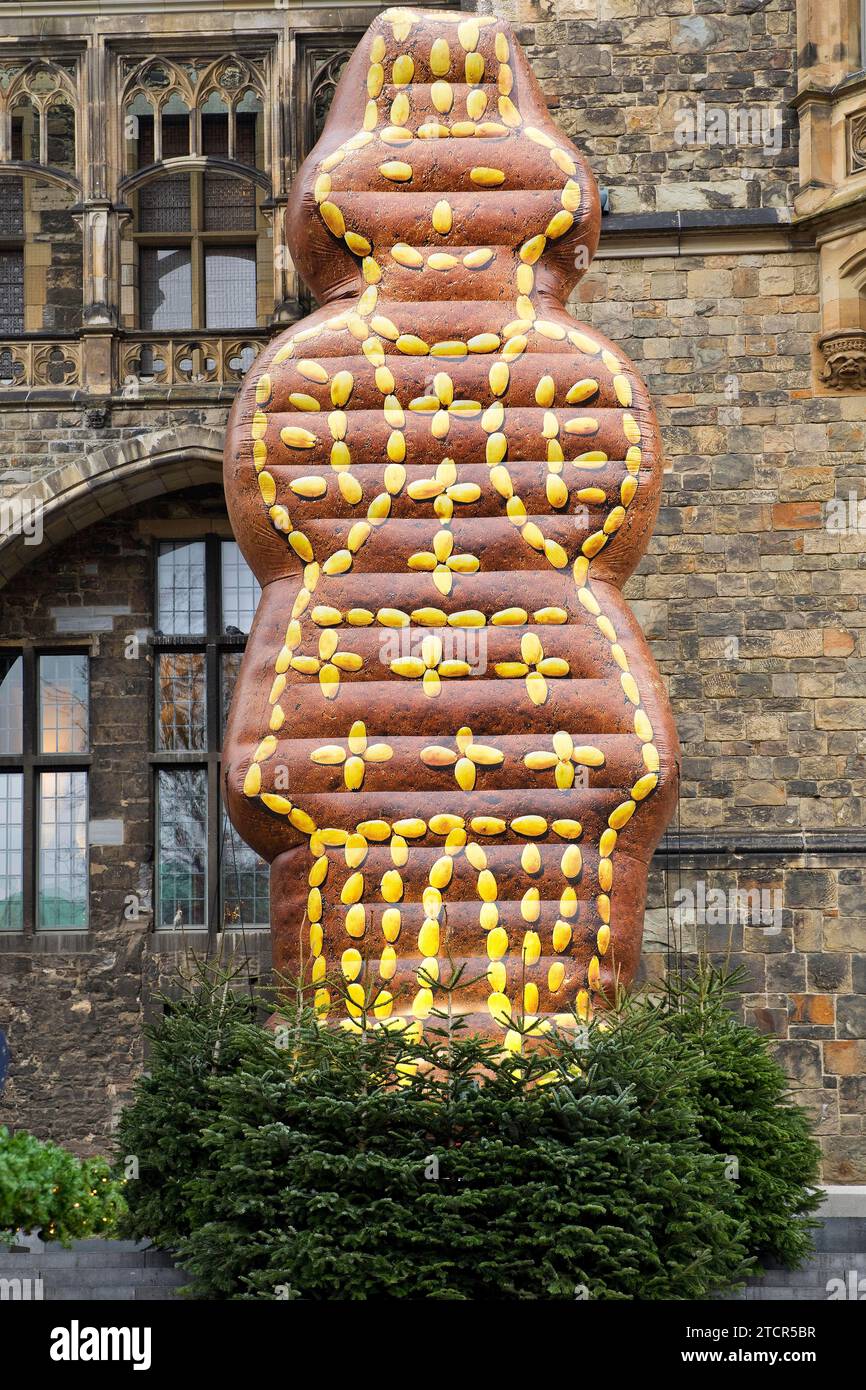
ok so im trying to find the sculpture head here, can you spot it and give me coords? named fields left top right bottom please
left=286, top=7, right=601, bottom=312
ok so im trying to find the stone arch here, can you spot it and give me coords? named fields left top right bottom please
left=0, top=425, right=224, bottom=587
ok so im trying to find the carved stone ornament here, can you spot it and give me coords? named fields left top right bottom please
left=818, top=330, right=866, bottom=391
left=223, top=7, right=680, bottom=1037
left=848, top=111, right=866, bottom=175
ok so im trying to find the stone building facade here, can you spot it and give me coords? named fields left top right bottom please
left=0, top=0, right=865, bottom=1181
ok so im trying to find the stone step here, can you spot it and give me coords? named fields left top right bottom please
left=810, top=1218, right=866, bottom=1252
left=0, top=1251, right=168, bottom=1270
left=733, top=1287, right=836, bottom=1301
left=8, top=1237, right=152, bottom=1255
left=40, top=1285, right=141, bottom=1302
left=0, top=1269, right=185, bottom=1292
left=753, top=1253, right=866, bottom=1274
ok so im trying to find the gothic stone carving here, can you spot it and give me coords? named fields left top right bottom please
left=818, top=329, right=866, bottom=391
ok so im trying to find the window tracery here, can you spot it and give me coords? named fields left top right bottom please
left=121, top=54, right=266, bottom=174
left=1, top=61, right=77, bottom=174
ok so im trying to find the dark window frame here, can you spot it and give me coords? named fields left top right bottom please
left=150, top=535, right=266, bottom=934
left=134, top=168, right=258, bottom=331
left=0, top=645, right=92, bottom=935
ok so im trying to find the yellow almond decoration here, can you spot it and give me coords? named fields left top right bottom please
left=279, top=425, right=316, bottom=447
left=458, top=18, right=479, bottom=51
left=431, top=80, right=453, bottom=113
left=520, top=234, right=546, bottom=264
left=546, top=209, right=574, bottom=239
left=432, top=199, right=453, bottom=233
left=470, top=166, right=505, bottom=187
left=392, top=54, right=415, bottom=86
left=428, top=252, right=458, bottom=270
left=467, top=88, right=487, bottom=119
left=391, top=243, right=424, bottom=268
left=380, top=161, right=413, bottom=182
left=562, top=179, right=582, bottom=211
left=465, top=52, right=485, bottom=84
left=319, top=202, right=345, bottom=238
left=430, top=37, right=451, bottom=75
left=498, top=96, right=521, bottom=126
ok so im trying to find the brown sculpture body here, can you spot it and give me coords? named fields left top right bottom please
left=223, top=7, right=679, bottom=1038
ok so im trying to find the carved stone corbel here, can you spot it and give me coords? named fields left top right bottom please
left=817, top=329, right=866, bottom=390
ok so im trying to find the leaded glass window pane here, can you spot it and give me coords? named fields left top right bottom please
left=157, top=540, right=206, bottom=635
left=221, top=540, right=260, bottom=634
left=157, top=768, right=207, bottom=928
left=10, top=99, right=38, bottom=161
left=204, top=245, right=256, bottom=328
left=221, top=651, right=242, bottom=739
left=222, top=809, right=269, bottom=929
left=0, top=655, right=23, bottom=755
left=140, top=246, right=192, bottom=329
left=126, top=93, right=153, bottom=169
left=158, top=651, right=206, bottom=751
left=38, top=770, right=88, bottom=929
left=0, top=772, right=23, bottom=932
left=39, top=654, right=88, bottom=754
left=46, top=102, right=75, bottom=170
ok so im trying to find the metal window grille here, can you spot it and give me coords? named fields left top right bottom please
left=201, top=112, right=230, bottom=158
left=204, top=244, right=256, bottom=328
left=203, top=173, right=255, bottom=231
left=138, top=174, right=191, bottom=233
left=161, top=113, right=189, bottom=159
left=0, top=248, right=24, bottom=333
left=139, top=245, right=192, bottom=331
left=236, top=111, right=258, bottom=166
left=0, top=177, right=24, bottom=237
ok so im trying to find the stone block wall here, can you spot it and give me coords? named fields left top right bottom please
left=0, top=474, right=269, bottom=1154
left=572, top=245, right=866, bottom=1179
left=505, top=0, right=798, bottom=215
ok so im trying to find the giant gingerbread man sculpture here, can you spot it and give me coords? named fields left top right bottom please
left=224, top=7, right=679, bottom=1041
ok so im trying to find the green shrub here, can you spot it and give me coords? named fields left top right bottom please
left=116, top=962, right=817, bottom=1300
left=663, top=970, right=822, bottom=1267
left=0, top=1127, right=127, bottom=1246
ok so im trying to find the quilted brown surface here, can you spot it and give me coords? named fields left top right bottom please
left=223, top=7, right=679, bottom=1039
